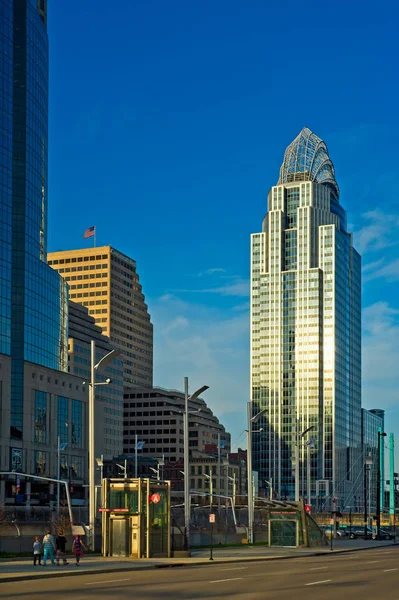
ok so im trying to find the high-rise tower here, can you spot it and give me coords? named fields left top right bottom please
left=250, top=128, right=361, bottom=508
left=0, top=1, right=68, bottom=441
left=48, top=246, right=153, bottom=388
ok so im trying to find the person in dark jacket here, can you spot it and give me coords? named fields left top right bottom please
left=56, top=530, right=69, bottom=566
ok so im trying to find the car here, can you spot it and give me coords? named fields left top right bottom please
left=320, top=525, right=344, bottom=538
left=346, top=526, right=374, bottom=539
left=374, top=528, right=395, bottom=540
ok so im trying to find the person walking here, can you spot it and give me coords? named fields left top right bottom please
left=42, top=529, right=56, bottom=566
left=72, top=535, right=86, bottom=566
left=33, top=536, right=42, bottom=566
left=56, top=530, right=69, bottom=566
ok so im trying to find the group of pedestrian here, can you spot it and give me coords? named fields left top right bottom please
left=33, top=530, right=86, bottom=567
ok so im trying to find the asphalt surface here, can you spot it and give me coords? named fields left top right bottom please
left=1, top=546, right=398, bottom=599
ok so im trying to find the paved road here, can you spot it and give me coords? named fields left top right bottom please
left=1, top=546, right=398, bottom=599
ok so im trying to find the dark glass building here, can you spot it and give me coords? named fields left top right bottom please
left=0, top=1, right=68, bottom=440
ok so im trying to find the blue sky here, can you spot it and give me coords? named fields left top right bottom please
left=47, top=1, right=399, bottom=455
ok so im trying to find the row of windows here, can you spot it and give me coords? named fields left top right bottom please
left=48, top=255, right=108, bottom=264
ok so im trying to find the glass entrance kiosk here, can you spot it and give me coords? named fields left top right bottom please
left=101, top=478, right=171, bottom=558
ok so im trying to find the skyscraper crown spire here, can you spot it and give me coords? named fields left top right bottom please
left=278, top=127, right=339, bottom=200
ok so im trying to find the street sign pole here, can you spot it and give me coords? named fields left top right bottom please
left=209, top=513, right=215, bottom=561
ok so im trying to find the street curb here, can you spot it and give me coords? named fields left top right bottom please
left=0, top=543, right=396, bottom=584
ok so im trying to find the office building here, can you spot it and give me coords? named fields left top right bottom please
left=0, top=0, right=68, bottom=445
left=0, top=354, right=87, bottom=505
left=161, top=454, right=242, bottom=499
left=123, top=387, right=230, bottom=462
left=250, top=127, right=361, bottom=507
left=361, top=408, right=385, bottom=514
left=68, top=301, right=124, bottom=459
left=48, top=246, right=153, bottom=388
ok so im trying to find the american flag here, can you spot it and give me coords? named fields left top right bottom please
left=83, top=226, right=95, bottom=239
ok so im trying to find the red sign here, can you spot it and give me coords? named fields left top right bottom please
left=209, top=513, right=216, bottom=523
left=98, top=508, right=129, bottom=513
left=151, top=493, right=161, bottom=504
left=305, top=504, right=312, bottom=514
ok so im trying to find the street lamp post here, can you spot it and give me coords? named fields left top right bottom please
left=205, top=473, right=213, bottom=508
left=364, top=455, right=372, bottom=538
left=264, top=478, right=273, bottom=501
left=134, top=436, right=145, bottom=478
left=247, top=402, right=267, bottom=545
left=57, top=437, right=68, bottom=514
left=149, top=459, right=164, bottom=482
left=87, top=340, right=120, bottom=551
left=217, top=433, right=221, bottom=514
left=228, top=474, right=236, bottom=506
left=294, top=423, right=315, bottom=502
left=377, top=431, right=387, bottom=539
left=116, top=461, right=127, bottom=479
left=183, top=378, right=209, bottom=551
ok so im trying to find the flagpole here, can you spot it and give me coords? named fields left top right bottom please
left=94, top=226, right=96, bottom=248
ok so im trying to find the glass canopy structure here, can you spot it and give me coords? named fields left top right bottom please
left=278, top=127, right=340, bottom=201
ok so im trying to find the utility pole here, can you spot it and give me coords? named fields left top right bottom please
left=295, top=420, right=300, bottom=502
left=307, top=443, right=311, bottom=505
left=89, top=340, right=95, bottom=549
left=377, top=430, right=387, bottom=539
left=183, top=377, right=190, bottom=549
left=87, top=341, right=119, bottom=551
left=135, top=433, right=138, bottom=478
left=182, top=378, right=209, bottom=551
left=364, top=460, right=368, bottom=539
left=247, top=402, right=254, bottom=544
left=217, top=432, right=221, bottom=515
left=390, top=433, right=395, bottom=526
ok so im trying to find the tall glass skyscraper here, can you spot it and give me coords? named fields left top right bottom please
left=250, top=128, right=361, bottom=508
left=0, top=1, right=68, bottom=440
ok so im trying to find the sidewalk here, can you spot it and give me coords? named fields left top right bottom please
left=0, top=540, right=395, bottom=583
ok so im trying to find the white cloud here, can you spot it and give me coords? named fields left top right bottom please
left=232, top=302, right=250, bottom=312
left=197, top=268, right=226, bottom=277
left=151, top=294, right=249, bottom=448
left=363, top=258, right=399, bottom=283
left=171, top=277, right=249, bottom=297
left=354, top=210, right=399, bottom=255
left=363, top=301, right=399, bottom=456
left=363, top=301, right=399, bottom=396
left=162, top=316, right=189, bottom=335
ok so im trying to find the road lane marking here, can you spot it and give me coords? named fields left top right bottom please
left=210, top=577, right=244, bottom=583
left=221, top=567, right=248, bottom=571
left=309, top=567, right=328, bottom=571
left=85, top=578, right=130, bottom=586
left=384, top=568, right=398, bottom=572
left=305, top=580, right=332, bottom=586
left=365, top=560, right=380, bottom=564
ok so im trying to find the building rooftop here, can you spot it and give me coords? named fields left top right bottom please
left=278, top=127, right=340, bottom=201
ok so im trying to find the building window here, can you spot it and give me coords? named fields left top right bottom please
left=60, top=454, right=69, bottom=479
left=34, top=451, right=47, bottom=475
left=34, top=391, right=47, bottom=444
left=71, top=400, right=83, bottom=448
left=58, top=397, right=69, bottom=444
